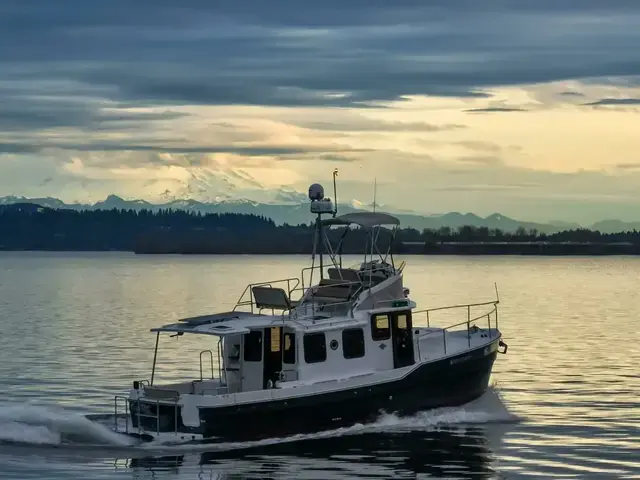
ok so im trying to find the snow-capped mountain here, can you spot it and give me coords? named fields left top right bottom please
left=0, top=194, right=573, bottom=233
left=143, top=167, right=309, bottom=207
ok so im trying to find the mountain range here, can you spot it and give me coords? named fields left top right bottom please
left=0, top=194, right=637, bottom=234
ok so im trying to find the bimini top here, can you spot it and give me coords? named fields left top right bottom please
left=322, top=212, right=400, bottom=228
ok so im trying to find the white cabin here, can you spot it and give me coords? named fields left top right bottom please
left=149, top=255, right=418, bottom=398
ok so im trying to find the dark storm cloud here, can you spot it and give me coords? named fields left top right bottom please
left=0, top=83, right=189, bottom=132
left=2, top=0, right=640, bottom=117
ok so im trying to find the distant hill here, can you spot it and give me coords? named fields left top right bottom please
left=0, top=195, right=570, bottom=233
left=591, top=219, right=640, bottom=234
left=1, top=203, right=640, bottom=254
left=0, top=202, right=48, bottom=214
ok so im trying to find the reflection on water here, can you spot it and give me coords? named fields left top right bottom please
left=0, top=253, right=639, bottom=479
left=116, top=428, right=503, bottom=479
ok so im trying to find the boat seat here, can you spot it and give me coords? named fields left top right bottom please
left=251, top=286, right=294, bottom=310
left=314, top=279, right=360, bottom=301
left=143, top=386, right=180, bottom=400
left=327, top=267, right=361, bottom=283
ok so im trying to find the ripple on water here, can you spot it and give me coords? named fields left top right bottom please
left=0, top=253, right=639, bottom=479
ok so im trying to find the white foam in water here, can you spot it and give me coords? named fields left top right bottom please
left=0, top=421, right=61, bottom=445
left=0, top=401, right=135, bottom=447
left=375, top=386, right=520, bottom=430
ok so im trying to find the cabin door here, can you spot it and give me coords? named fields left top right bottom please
left=263, top=326, right=283, bottom=388
left=391, top=311, right=415, bottom=368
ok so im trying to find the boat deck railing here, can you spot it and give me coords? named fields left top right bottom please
left=232, top=260, right=408, bottom=316
left=232, top=275, right=360, bottom=319
left=412, top=300, right=500, bottom=356
left=114, top=393, right=181, bottom=437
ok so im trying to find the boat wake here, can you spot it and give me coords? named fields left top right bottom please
left=0, top=387, right=519, bottom=452
left=0, top=402, right=135, bottom=447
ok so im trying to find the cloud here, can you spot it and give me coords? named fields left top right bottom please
left=4, top=142, right=640, bottom=224
left=464, top=107, right=527, bottom=113
left=0, top=141, right=352, bottom=157
left=455, top=155, right=504, bottom=166
left=292, top=118, right=466, bottom=133
left=454, top=141, right=503, bottom=153
left=2, top=0, right=640, bottom=114
left=583, top=98, right=640, bottom=106
left=558, top=91, right=585, bottom=97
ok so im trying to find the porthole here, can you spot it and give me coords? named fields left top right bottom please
left=330, top=339, right=339, bottom=350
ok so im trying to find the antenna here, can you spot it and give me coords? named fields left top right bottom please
left=332, top=168, right=339, bottom=218
left=372, top=177, right=377, bottom=213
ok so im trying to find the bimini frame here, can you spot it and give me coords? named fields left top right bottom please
left=306, top=211, right=401, bottom=288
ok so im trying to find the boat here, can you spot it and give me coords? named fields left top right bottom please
left=113, top=179, right=508, bottom=443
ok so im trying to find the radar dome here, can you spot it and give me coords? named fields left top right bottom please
left=308, top=183, right=325, bottom=201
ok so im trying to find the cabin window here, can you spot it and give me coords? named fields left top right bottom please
left=371, top=314, right=391, bottom=341
left=243, top=330, right=262, bottom=362
left=229, top=344, right=241, bottom=361
left=397, top=313, right=408, bottom=329
left=303, top=333, right=327, bottom=364
left=342, top=328, right=365, bottom=359
left=270, top=327, right=281, bottom=352
left=283, top=332, right=296, bottom=364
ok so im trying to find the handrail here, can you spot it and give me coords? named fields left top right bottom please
left=199, top=350, right=214, bottom=380
left=413, top=299, right=499, bottom=315
left=300, top=262, right=402, bottom=291
left=113, top=395, right=130, bottom=434
left=415, top=305, right=498, bottom=328
left=413, top=301, right=499, bottom=355
left=114, top=393, right=181, bottom=437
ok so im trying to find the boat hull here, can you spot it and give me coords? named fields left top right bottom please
left=198, top=339, right=499, bottom=441
left=127, top=339, right=500, bottom=442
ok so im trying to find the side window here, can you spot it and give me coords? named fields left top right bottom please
left=303, top=332, right=327, bottom=364
left=243, top=330, right=262, bottom=362
left=371, top=314, right=391, bottom=341
left=397, top=313, right=408, bottom=329
left=342, top=328, right=365, bottom=359
left=283, top=332, right=296, bottom=364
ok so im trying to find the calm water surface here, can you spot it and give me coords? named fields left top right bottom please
left=0, top=253, right=639, bottom=479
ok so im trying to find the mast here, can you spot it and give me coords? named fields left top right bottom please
left=309, top=182, right=334, bottom=282
left=332, top=168, right=339, bottom=218
left=317, top=212, right=323, bottom=279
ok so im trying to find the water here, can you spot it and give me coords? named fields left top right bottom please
left=0, top=252, right=638, bottom=479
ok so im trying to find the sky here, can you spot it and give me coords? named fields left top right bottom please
left=2, top=1, right=640, bottom=224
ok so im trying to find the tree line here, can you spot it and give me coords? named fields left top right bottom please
left=0, top=204, right=639, bottom=253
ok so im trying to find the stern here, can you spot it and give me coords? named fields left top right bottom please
left=114, top=382, right=204, bottom=443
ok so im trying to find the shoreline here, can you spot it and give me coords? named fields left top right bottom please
left=2, top=244, right=640, bottom=256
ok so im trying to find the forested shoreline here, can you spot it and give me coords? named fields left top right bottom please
left=1, top=203, right=640, bottom=255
